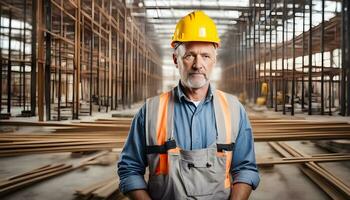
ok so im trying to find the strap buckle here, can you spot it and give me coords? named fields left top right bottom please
left=217, top=143, right=235, bottom=152
left=146, top=139, right=177, bottom=154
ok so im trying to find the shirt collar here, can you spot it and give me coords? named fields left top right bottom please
left=174, top=81, right=215, bottom=103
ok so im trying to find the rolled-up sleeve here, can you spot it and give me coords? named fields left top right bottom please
left=117, top=105, right=148, bottom=194
left=231, top=104, right=260, bottom=190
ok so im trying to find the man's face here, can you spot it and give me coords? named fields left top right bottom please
left=173, top=42, right=217, bottom=89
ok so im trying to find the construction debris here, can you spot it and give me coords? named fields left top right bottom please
left=257, top=153, right=350, bottom=166
left=75, top=178, right=126, bottom=200
left=269, top=142, right=350, bottom=200
left=0, top=151, right=111, bottom=196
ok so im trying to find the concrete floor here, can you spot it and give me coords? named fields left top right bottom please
left=1, top=104, right=350, bottom=200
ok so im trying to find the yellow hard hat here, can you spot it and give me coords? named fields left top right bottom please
left=171, top=10, right=220, bottom=48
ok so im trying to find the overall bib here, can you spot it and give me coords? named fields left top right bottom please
left=145, top=89, right=240, bottom=200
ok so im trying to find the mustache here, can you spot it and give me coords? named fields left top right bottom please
left=188, top=72, right=207, bottom=78
left=188, top=70, right=205, bottom=75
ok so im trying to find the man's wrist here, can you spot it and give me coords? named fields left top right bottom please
left=126, top=189, right=152, bottom=200
left=230, top=182, right=253, bottom=200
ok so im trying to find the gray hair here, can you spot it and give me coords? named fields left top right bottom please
left=173, top=42, right=218, bottom=59
left=173, top=43, right=186, bottom=59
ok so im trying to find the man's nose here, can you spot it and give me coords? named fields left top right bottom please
left=193, top=55, right=204, bottom=70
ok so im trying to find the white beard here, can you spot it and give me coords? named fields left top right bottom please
left=182, top=74, right=208, bottom=89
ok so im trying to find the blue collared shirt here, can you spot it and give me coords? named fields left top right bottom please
left=117, top=84, right=260, bottom=194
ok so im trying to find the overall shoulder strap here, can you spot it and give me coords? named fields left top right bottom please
left=213, top=90, right=241, bottom=188
left=213, top=90, right=240, bottom=145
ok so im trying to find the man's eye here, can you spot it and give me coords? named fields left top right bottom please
left=184, top=55, right=194, bottom=59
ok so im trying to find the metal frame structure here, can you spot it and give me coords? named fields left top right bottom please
left=0, top=0, right=162, bottom=121
left=219, top=0, right=349, bottom=116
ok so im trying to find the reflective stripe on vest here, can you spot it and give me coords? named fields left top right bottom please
left=145, top=88, right=240, bottom=186
left=216, top=90, right=232, bottom=188
left=146, top=91, right=174, bottom=175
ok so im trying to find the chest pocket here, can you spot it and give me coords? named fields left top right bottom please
left=179, top=148, right=226, bottom=197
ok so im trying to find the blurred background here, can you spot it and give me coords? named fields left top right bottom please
left=0, top=0, right=349, bottom=199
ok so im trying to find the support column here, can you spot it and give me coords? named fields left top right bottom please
left=321, top=0, right=325, bottom=115
left=37, top=0, right=45, bottom=121
left=308, top=0, right=313, bottom=115
left=44, top=0, right=52, bottom=120
left=282, top=0, right=286, bottom=114
left=253, top=0, right=257, bottom=102
left=73, top=0, right=81, bottom=119
left=346, top=0, right=350, bottom=116
left=7, top=9, right=12, bottom=114
left=0, top=6, right=2, bottom=115
left=291, top=0, right=296, bottom=116
left=301, top=3, right=305, bottom=110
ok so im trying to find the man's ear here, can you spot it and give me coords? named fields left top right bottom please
left=173, top=53, right=178, bottom=67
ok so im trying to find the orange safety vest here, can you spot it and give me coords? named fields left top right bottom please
left=145, top=88, right=240, bottom=199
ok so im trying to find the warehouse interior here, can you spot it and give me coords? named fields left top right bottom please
left=0, top=0, right=349, bottom=199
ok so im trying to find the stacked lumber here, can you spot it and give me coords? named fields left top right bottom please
left=1, top=117, right=350, bottom=157
left=0, top=118, right=131, bottom=157
left=80, top=117, right=132, bottom=125
left=75, top=178, right=127, bottom=200
left=79, top=117, right=350, bottom=141
left=0, top=120, right=130, bottom=133
left=0, top=151, right=109, bottom=196
left=0, top=119, right=130, bottom=127
left=251, top=119, right=350, bottom=141
left=0, top=132, right=125, bottom=157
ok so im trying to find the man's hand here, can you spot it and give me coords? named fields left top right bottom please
left=230, top=183, right=252, bottom=200
left=126, top=189, right=152, bottom=200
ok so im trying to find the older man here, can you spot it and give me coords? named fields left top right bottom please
left=117, top=10, right=260, bottom=200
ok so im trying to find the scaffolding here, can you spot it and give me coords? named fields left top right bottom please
left=219, top=0, right=350, bottom=116
left=1, top=0, right=349, bottom=118
left=0, top=0, right=162, bottom=121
